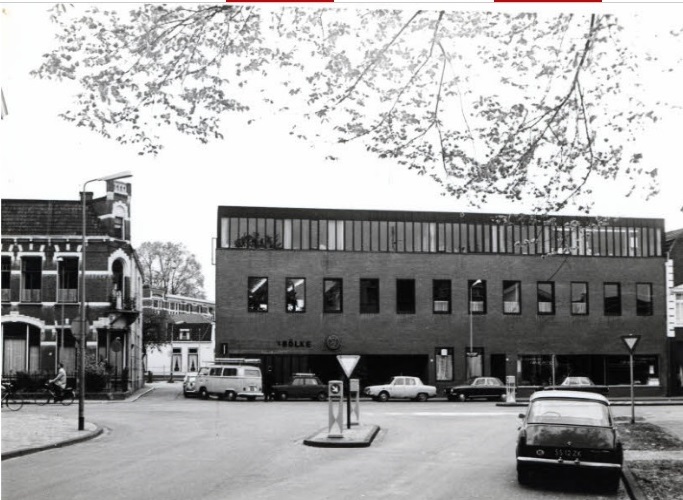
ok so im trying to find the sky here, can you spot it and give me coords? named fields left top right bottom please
left=1, top=3, right=683, bottom=302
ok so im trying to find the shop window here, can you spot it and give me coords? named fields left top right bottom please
left=21, top=256, right=42, bottom=302
left=604, top=283, right=621, bottom=316
left=360, top=279, right=379, bottom=314
left=436, top=348, right=454, bottom=381
left=468, top=280, right=486, bottom=314
left=396, top=279, right=415, bottom=314
left=323, top=278, right=343, bottom=313
left=248, top=277, right=268, bottom=312
left=571, top=282, right=589, bottom=315
left=286, top=278, right=306, bottom=313
left=636, top=283, right=653, bottom=316
left=537, top=282, right=555, bottom=315
left=503, top=280, right=521, bottom=314
left=433, top=279, right=451, bottom=314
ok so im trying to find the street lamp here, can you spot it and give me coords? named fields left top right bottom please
left=468, top=279, right=482, bottom=380
left=79, top=170, right=132, bottom=431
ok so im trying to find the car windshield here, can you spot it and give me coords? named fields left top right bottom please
left=527, top=400, right=611, bottom=427
left=561, top=377, right=592, bottom=385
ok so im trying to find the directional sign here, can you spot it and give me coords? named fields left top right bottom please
left=621, top=335, right=641, bottom=354
left=70, top=317, right=89, bottom=341
left=337, top=355, right=360, bottom=378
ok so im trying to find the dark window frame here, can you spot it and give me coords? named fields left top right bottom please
left=396, top=279, right=416, bottom=314
left=502, top=280, right=522, bottom=315
left=468, top=279, right=487, bottom=315
left=360, top=278, right=380, bottom=314
left=432, top=279, right=452, bottom=314
left=323, top=278, right=343, bottom=313
left=604, top=282, right=622, bottom=316
left=247, top=276, right=269, bottom=313
left=636, top=282, right=653, bottom=316
left=570, top=281, right=589, bottom=316
left=537, top=281, right=555, bottom=315
left=285, top=277, right=306, bottom=313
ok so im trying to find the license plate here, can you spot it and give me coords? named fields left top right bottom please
left=555, top=448, right=582, bottom=459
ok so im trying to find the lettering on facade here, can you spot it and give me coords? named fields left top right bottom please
left=276, top=339, right=312, bottom=348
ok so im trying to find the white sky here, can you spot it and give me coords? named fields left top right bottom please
left=1, top=3, right=682, bottom=301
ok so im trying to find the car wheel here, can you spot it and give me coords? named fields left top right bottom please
left=500, top=393, right=507, bottom=402
left=416, top=393, right=428, bottom=402
left=278, top=392, right=288, bottom=401
left=316, top=392, right=326, bottom=402
left=184, top=392, right=191, bottom=398
left=458, top=393, right=466, bottom=402
left=199, top=388, right=209, bottom=400
left=378, top=392, right=389, bottom=402
left=225, top=391, right=237, bottom=401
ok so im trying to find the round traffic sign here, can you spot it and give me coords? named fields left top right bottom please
left=70, top=317, right=89, bottom=340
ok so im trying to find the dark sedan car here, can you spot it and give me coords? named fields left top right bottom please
left=272, top=373, right=328, bottom=401
left=516, top=391, right=622, bottom=491
left=445, top=377, right=507, bottom=402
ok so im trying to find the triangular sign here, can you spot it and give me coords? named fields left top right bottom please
left=621, top=335, right=641, bottom=353
left=337, top=355, right=360, bottom=378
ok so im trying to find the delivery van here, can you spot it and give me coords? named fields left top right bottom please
left=195, top=358, right=263, bottom=401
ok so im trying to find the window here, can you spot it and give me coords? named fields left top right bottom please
left=323, top=278, right=343, bottom=313
left=247, top=277, right=268, bottom=312
left=571, top=282, right=589, bottom=315
left=468, top=280, right=486, bottom=314
left=396, top=279, right=416, bottom=314
left=1, top=256, right=10, bottom=302
left=432, top=279, right=451, bottom=313
left=537, top=282, right=555, bottom=315
left=636, top=283, right=653, bottom=316
left=604, top=283, right=621, bottom=316
left=675, top=292, right=683, bottom=327
left=179, top=329, right=190, bottom=341
left=21, top=257, right=42, bottom=302
left=436, top=348, right=454, bottom=381
left=360, top=279, right=380, bottom=314
left=57, top=257, right=79, bottom=302
left=503, top=280, right=521, bottom=314
left=285, top=278, right=306, bottom=313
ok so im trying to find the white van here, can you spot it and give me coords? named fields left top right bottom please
left=195, top=359, right=263, bottom=401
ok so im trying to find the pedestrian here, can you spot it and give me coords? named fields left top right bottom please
left=49, top=362, right=67, bottom=402
left=263, top=366, right=274, bottom=402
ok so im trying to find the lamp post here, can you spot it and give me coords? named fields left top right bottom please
left=468, top=279, right=482, bottom=380
left=79, top=171, right=132, bottom=431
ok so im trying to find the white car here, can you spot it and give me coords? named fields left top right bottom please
left=364, top=376, right=437, bottom=402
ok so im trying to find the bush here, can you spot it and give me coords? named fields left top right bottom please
left=84, top=363, right=109, bottom=392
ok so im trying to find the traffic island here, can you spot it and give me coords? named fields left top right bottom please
left=303, top=424, right=380, bottom=448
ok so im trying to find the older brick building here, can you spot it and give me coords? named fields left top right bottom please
left=1, top=181, right=144, bottom=392
left=215, top=206, right=668, bottom=395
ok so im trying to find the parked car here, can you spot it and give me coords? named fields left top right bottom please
left=545, top=376, right=609, bottom=395
left=516, top=390, right=622, bottom=491
left=195, top=360, right=263, bottom=401
left=272, top=373, right=328, bottom=401
left=182, top=371, right=201, bottom=397
left=445, top=377, right=507, bottom=402
left=363, top=376, right=437, bottom=402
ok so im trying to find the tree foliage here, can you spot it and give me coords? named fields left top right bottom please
left=137, top=241, right=205, bottom=299
left=142, top=307, right=171, bottom=357
left=33, top=5, right=680, bottom=213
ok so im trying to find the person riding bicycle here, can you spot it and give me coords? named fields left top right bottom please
left=49, top=363, right=67, bottom=401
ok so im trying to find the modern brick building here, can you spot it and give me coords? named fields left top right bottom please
left=143, top=286, right=215, bottom=377
left=1, top=181, right=145, bottom=392
left=215, top=206, right=669, bottom=395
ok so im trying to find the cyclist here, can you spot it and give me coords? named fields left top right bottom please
left=49, top=363, right=67, bottom=402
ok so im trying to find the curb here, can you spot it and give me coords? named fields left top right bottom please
left=1, top=425, right=104, bottom=461
left=621, top=464, right=648, bottom=500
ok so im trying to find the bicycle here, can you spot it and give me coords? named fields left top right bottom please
left=1, top=382, right=24, bottom=411
left=35, top=383, right=75, bottom=406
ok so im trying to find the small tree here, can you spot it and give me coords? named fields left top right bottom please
left=137, top=241, right=206, bottom=299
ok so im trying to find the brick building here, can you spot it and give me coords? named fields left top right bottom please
left=1, top=181, right=144, bottom=392
left=143, top=286, right=215, bottom=377
left=215, top=206, right=669, bottom=395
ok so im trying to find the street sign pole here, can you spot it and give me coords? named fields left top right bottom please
left=337, top=355, right=360, bottom=430
left=621, top=335, right=641, bottom=425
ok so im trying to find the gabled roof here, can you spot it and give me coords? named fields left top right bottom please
left=666, top=227, right=683, bottom=254
left=169, top=313, right=213, bottom=325
left=1, top=199, right=107, bottom=237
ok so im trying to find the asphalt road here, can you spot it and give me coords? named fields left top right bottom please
left=2, top=383, right=633, bottom=500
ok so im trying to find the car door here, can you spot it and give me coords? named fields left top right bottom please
left=471, top=378, right=487, bottom=397
left=391, top=377, right=406, bottom=398
left=404, top=378, right=418, bottom=398
left=291, top=377, right=305, bottom=398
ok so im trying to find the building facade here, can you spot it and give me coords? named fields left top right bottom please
left=666, top=227, right=683, bottom=395
left=1, top=181, right=144, bottom=392
left=143, top=287, right=215, bottom=376
left=215, top=206, right=668, bottom=394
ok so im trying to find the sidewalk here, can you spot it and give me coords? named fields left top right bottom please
left=1, top=385, right=155, bottom=460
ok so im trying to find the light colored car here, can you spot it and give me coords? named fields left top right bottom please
left=182, top=370, right=203, bottom=397
left=364, top=376, right=437, bottom=402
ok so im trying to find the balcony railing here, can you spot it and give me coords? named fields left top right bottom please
left=20, top=289, right=41, bottom=302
